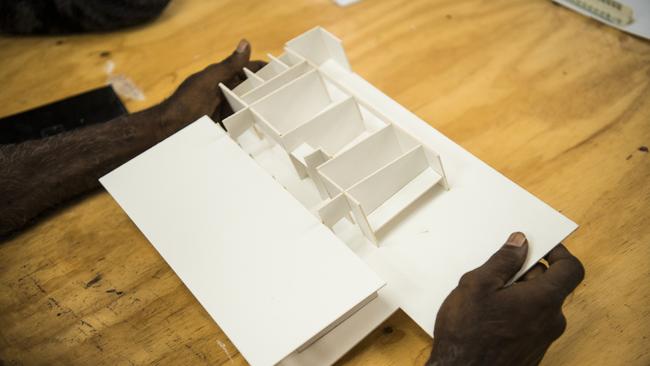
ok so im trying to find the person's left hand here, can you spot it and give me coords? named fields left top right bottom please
left=156, top=39, right=265, bottom=138
left=427, top=232, right=584, bottom=366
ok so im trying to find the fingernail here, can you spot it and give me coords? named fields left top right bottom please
left=236, top=39, right=249, bottom=53
left=506, top=232, right=527, bottom=247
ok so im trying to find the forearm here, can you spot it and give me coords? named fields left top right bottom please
left=0, top=39, right=259, bottom=237
left=0, top=103, right=175, bottom=236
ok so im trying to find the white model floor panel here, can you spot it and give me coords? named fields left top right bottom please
left=100, top=118, right=384, bottom=366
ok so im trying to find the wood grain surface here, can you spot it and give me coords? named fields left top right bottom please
left=1, top=0, right=649, bottom=365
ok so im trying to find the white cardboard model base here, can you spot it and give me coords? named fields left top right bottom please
left=100, top=27, right=577, bottom=366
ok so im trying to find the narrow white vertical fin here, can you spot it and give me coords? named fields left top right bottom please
left=317, top=194, right=351, bottom=228
left=289, top=143, right=315, bottom=179
left=278, top=50, right=305, bottom=66
left=285, top=26, right=351, bottom=71
left=346, top=194, right=377, bottom=245
left=219, top=83, right=247, bottom=112
left=232, top=71, right=264, bottom=96
left=318, top=27, right=351, bottom=71
left=241, top=61, right=312, bottom=105
left=243, top=67, right=264, bottom=82
left=222, top=108, right=254, bottom=139
left=267, top=54, right=289, bottom=68
left=422, top=147, right=450, bottom=190
left=256, top=58, right=290, bottom=80
left=304, top=149, right=331, bottom=199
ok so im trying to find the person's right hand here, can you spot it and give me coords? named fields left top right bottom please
left=156, top=39, right=266, bottom=139
left=427, top=232, right=584, bottom=366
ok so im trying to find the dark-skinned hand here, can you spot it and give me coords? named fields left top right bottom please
left=157, top=39, right=266, bottom=138
left=428, top=232, right=584, bottom=366
left=0, top=39, right=265, bottom=236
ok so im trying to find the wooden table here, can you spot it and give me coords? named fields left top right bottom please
left=1, top=0, right=648, bottom=365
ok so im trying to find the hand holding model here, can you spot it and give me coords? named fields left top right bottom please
left=0, top=40, right=263, bottom=236
left=428, top=232, right=584, bottom=366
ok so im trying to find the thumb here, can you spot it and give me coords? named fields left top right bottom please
left=223, top=39, right=252, bottom=70
left=203, top=39, right=252, bottom=83
left=474, top=232, right=528, bottom=289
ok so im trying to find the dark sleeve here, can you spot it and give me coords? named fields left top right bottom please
left=0, top=0, right=171, bottom=34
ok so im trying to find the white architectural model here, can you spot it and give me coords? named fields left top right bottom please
left=101, top=28, right=577, bottom=366
left=219, top=28, right=448, bottom=244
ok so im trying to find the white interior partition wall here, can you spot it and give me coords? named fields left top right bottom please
left=219, top=28, right=448, bottom=244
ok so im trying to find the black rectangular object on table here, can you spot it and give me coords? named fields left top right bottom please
left=0, top=86, right=127, bottom=145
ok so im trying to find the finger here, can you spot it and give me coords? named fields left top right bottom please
left=540, top=244, right=585, bottom=296
left=203, top=39, right=252, bottom=84
left=466, top=232, right=528, bottom=290
left=222, top=38, right=252, bottom=70
left=520, top=262, right=546, bottom=282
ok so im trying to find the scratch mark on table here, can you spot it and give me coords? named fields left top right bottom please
left=217, top=340, right=234, bottom=364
